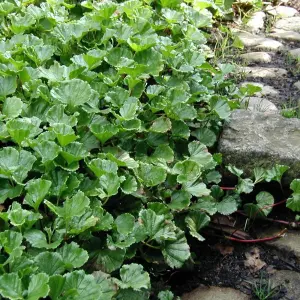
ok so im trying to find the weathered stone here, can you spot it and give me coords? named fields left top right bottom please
left=294, top=81, right=300, bottom=90
left=240, top=52, right=272, bottom=64
left=239, top=67, right=288, bottom=79
left=240, top=97, right=278, bottom=112
left=246, top=11, right=266, bottom=33
left=235, top=31, right=284, bottom=50
left=266, top=5, right=298, bottom=18
left=218, top=110, right=300, bottom=180
left=181, top=286, right=250, bottom=300
left=271, top=270, right=300, bottom=299
left=268, top=29, right=300, bottom=42
left=254, top=39, right=284, bottom=51
left=288, top=48, right=300, bottom=60
left=260, top=228, right=300, bottom=261
left=275, top=16, right=300, bottom=32
left=240, top=82, right=279, bottom=97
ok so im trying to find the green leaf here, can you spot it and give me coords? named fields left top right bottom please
left=210, top=98, right=231, bottom=119
left=119, top=97, right=138, bottom=120
left=95, top=248, right=126, bottom=273
left=57, top=242, right=89, bottom=269
left=265, top=164, right=289, bottom=183
left=87, top=158, right=118, bottom=177
left=0, top=76, right=17, bottom=99
left=256, top=191, right=274, bottom=216
left=173, top=160, right=201, bottom=183
left=62, top=270, right=102, bottom=300
left=51, top=79, right=92, bottom=111
left=236, top=178, right=254, bottom=194
left=192, top=128, right=217, bottom=147
left=184, top=182, right=210, bottom=197
left=27, top=273, right=50, bottom=300
left=117, top=264, right=150, bottom=291
left=162, top=230, right=190, bottom=268
left=158, top=290, right=174, bottom=300
left=33, top=141, right=61, bottom=164
left=52, top=123, right=78, bottom=146
left=152, top=145, right=174, bottom=163
left=150, top=117, right=172, bottom=133
left=287, top=179, right=300, bottom=212
left=217, top=196, right=238, bottom=215
left=121, top=175, right=138, bottom=194
left=90, top=123, right=119, bottom=144
left=2, top=97, right=24, bottom=119
left=61, top=142, right=88, bottom=164
left=0, top=273, right=23, bottom=300
left=169, top=190, right=191, bottom=210
left=136, top=163, right=167, bottom=187
left=24, top=229, right=61, bottom=249
left=24, top=179, right=52, bottom=210
left=115, top=214, right=135, bottom=235
left=49, top=275, right=65, bottom=300
left=253, top=167, right=266, bottom=184
left=35, top=252, right=65, bottom=275
left=185, top=211, right=210, bottom=241
left=139, top=209, right=176, bottom=241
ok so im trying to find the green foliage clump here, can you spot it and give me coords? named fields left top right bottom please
left=0, top=0, right=298, bottom=299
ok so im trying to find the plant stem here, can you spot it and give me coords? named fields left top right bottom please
left=225, top=228, right=287, bottom=243
left=142, top=241, right=160, bottom=250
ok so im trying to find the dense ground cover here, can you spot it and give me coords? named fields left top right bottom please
left=0, top=0, right=299, bottom=299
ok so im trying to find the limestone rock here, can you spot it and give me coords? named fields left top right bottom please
left=288, top=48, right=300, bottom=60
left=240, top=52, right=272, bottom=64
left=268, top=29, right=300, bottom=42
left=218, top=110, right=300, bottom=180
left=294, top=81, right=300, bottom=90
left=246, top=11, right=266, bottom=33
left=275, top=16, right=300, bottom=32
left=266, top=5, right=298, bottom=18
left=240, top=82, right=279, bottom=97
left=235, top=31, right=284, bottom=50
left=271, top=270, right=300, bottom=299
left=260, top=228, right=300, bottom=262
left=181, top=286, right=250, bottom=300
left=240, top=97, right=278, bottom=112
left=239, top=67, right=288, bottom=79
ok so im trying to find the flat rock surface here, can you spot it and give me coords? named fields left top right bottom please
left=260, top=228, right=300, bottom=262
left=235, top=31, right=284, bottom=50
left=240, top=97, right=278, bottom=112
left=239, top=66, right=288, bottom=78
left=294, top=81, right=300, bottom=90
left=240, top=82, right=279, bottom=97
left=246, top=11, right=265, bottom=33
left=275, top=16, right=300, bottom=32
left=289, top=48, right=300, bottom=59
left=271, top=270, right=300, bottom=300
left=181, top=286, right=250, bottom=300
left=240, top=52, right=272, bottom=64
left=266, top=5, right=298, bottom=17
left=268, top=29, right=300, bottom=41
left=219, top=110, right=300, bottom=179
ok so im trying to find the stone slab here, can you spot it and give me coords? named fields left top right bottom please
left=294, top=81, right=300, bottom=90
left=246, top=11, right=266, bottom=34
left=266, top=5, right=298, bottom=18
left=239, top=67, right=288, bottom=79
left=235, top=31, right=284, bottom=50
left=268, top=29, right=300, bottom=42
left=240, top=82, right=279, bottom=97
left=218, top=110, right=300, bottom=180
left=289, top=48, right=300, bottom=60
left=240, top=97, right=278, bottom=112
left=181, top=286, right=250, bottom=300
left=271, top=270, right=300, bottom=300
left=275, top=17, right=300, bottom=32
left=240, top=52, right=272, bottom=64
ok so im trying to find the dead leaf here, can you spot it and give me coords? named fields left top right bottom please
left=244, top=247, right=266, bottom=273
left=215, top=243, right=234, bottom=256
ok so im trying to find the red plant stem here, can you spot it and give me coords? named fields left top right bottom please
left=225, top=228, right=287, bottom=243
left=219, top=187, right=236, bottom=190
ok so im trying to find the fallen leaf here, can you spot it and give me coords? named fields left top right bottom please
left=244, top=247, right=266, bottom=273
left=215, top=243, right=234, bottom=256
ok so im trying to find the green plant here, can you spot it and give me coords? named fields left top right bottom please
left=0, top=0, right=299, bottom=299
left=250, top=273, right=282, bottom=300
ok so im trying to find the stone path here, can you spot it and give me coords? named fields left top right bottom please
left=234, top=6, right=300, bottom=110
